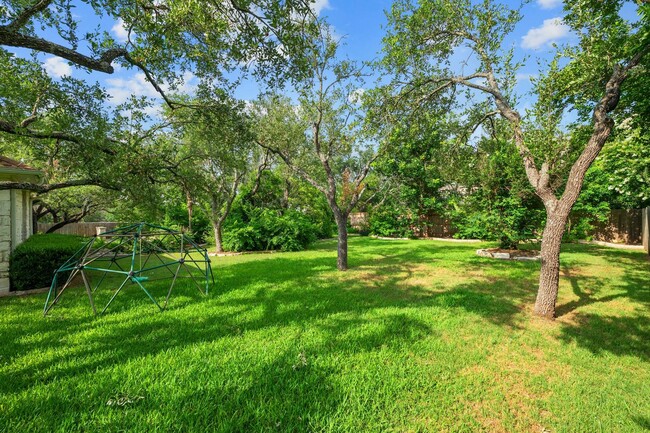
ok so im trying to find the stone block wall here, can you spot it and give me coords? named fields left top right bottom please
left=0, top=190, right=11, bottom=293
left=0, top=190, right=34, bottom=294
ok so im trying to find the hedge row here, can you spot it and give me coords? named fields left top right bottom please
left=9, top=234, right=87, bottom=291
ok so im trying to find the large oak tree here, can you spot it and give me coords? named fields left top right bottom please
left=380, top=0, right=649, bottom=318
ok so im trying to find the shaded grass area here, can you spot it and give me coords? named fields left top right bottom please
left=0, top=237, right=648, bottom=432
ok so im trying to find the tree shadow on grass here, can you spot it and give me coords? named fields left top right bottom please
left=2, top=237, right=649, bottom=426
left=1, top=242, right=526, bottom=400
left=554, top=244, right=650, bottom=361
left=0, top=256, right=418, bottom=388
left=631, top=416, right=650, bottom=431
left=3, top=300, right=438, bottom=431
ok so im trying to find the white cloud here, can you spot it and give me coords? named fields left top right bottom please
left=111, top=18, right=129, bottom=42
left=521, top=17, right=569, bottom=49
left=106, top=73, right=156, bottom=105
left=43, top=57, right=72, bottom=78
left=142, top=105, right=163, bottom=118
left=348, top=88, right=365, bottom=104
left=537, top=0, right=563, bottom=9
left=515, top=73, right=537, bottom=82
left=311, top=0, right=330, bottom=16
left=106, top=71, right=197, bottom=105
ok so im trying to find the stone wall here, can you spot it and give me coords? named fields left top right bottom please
left=0, top=190, right=34, bottom=294
left=0, top=190, right=12, bottom=293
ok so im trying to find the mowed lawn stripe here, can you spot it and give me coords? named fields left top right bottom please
left=0, top=237, right=648, bottom=432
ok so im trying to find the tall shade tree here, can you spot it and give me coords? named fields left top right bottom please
left=257, top=37, right=378, bottom=270
left=169, top=99, right=256, bottom=253
left=381, top=0, right=649, bottom=318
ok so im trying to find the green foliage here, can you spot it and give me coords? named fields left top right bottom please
left=452, top=196, right=543, bottom=249
left=9, top=234, right=87, bottom=291
left=223, top=206, right=317, bottom=252
left=368, top=205, right=416, bottom=238
left=371, top=116, right=449, bottom=234
left=348, top=222, right=370, bottom=237
left=565, top=164, right=614, bottom=241
left=291, top=183, right=336, bottom=240
left=239, top=169, right=336, bottom=240
left=167, top=97, right=257, bottom=251
left=598, top=124, right=650, bottom=208
left=449, top=137, right=545, bottom=249
left=161, top=201, right=210, bottom=244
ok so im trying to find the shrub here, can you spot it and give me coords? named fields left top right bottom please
left=10, top=234, right=88, bottom=291
left=348, top=222, right=370, bottom=237
left=223, top=208, right=318, bottom=252
left=368, top=206, right=416, bottom=238
left=450, top=195, right=544, bottom=249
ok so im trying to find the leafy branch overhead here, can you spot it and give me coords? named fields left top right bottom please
left=0, top=0, right=322, bottom=106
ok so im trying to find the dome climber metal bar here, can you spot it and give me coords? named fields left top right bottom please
left=43, top=222, right=215, bottom=316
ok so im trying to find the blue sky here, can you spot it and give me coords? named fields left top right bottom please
left=25, top=0, right=639, bottom=114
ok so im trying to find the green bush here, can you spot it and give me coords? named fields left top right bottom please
left=368, top=206, right=416, bottom=238
left=223, top=208, right=318, bottom=252
left=451, top=195, right=544, bottom=249
left=9, top=234, right=88, bottom=291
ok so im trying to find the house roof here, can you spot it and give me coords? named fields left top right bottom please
left=0, top=156, right=43, bottom=186
left=0, top=156, right=39, bottom=171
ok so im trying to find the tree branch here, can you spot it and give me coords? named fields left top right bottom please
left=5, top=0, right=53, bottom=32
left=256, top=140, right=327, bottom=195
left=559, top=44, right=649, bottom=211
left=0, top=27, right=127, bottom=73
left=0, top=117, right=119, bottom=155
left=249, top=149, right=271, bottom=196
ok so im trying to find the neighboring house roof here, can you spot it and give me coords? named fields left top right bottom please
left=0, top=155, right=43, bottom=184
left=0, top=155, right=39, bottom=171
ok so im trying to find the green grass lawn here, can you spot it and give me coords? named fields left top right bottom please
left=1, top=237, right=648, bottom=432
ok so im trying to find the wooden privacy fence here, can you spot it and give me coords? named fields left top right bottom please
left=351, top=208, right=644, bottom=244
left=590, top=209, right=643, bottom=245
left=348, top=212, right=457, bottom=238
left=413, top=213, right=457, bottom=238
left=643, top=207, right=649, bottom=254
left=37, top=222, right=119, bottom=237
left=349, top=212, right=368, bottom=229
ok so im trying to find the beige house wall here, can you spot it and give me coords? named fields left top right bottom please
left=0, top=189, right=35, bottom=294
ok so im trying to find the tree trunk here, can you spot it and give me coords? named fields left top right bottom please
left=334, top=212, right=349, bottom=271
left=45, top=218, right=79, bottom=233
left=533, top=210, right=569, bottom=318
left=32, top=208, right=39, bottom=234
left=213, top=221, right=224, bottom=254
left=186, top=190, right=193, bottom=233
left=281, top=179, right=291, bottom=210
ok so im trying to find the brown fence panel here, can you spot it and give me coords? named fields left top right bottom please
left=591, top=209, right=642, bottom=245
left=38, top=222, right=120, bottom=237
left=348, top=211, right=457, bottom=238
left=420, top=213, right=457, bottom=238
left=411, top=213, right=457, bottom=238
left=349, top=212, right=368, bottom=229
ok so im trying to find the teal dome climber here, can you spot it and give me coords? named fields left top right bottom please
left=43, top=222, right=214, bottom=316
